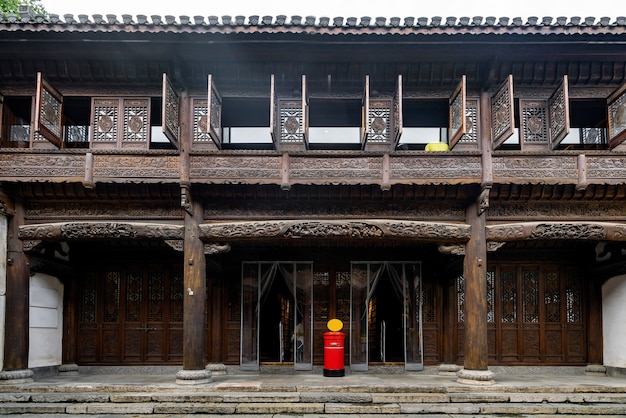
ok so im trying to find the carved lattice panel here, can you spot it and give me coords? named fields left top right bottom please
left=92, top=98, right=119, bottom=143
left=170, top=272, right=184, bottom=322
left=103, top=271, right=120, bottom=323
left=122, top=99, right=149, bottom=144
left=148, top=272, right=164, bottom=322
left=367, top=99, right=391, bottom=142
left=460, top=98, right=479, bottom=145
left=393, top=74, right=403, bottom=146
left=566, top=271, right=582, bottom=323
left=456, top=275, right=465, bottom=323
left=313, top=272, right=329, bottom=322
left=545, top=271, right=561, bottom=323
left=126, top=272, right=142, bottom=322
left=422, top=277, right=435, bottom=323
left=207, top=75, right=223, bottom=147
left=549, top=75, right=570, bottom=149
left=162, top=73, right=180, bottom=148
left=487, top=270, right=495, bottom=323
left=361, top=75, right=370, bottom=144
left=492, top=75, right=515, bottom=149
left=520, top=100, right=549, bottom=148
left=34, top=72, right=63, bottom=147
left=448, top=75, right=466, bottom=149
left=582, top=127, right=606, bottom=145
left=522, top=270, right=539, bottom=323
left=607, top=83, right=626, bottom=149
left=279, top=100, right=304, bottom=142
left=80, top=273, right=97, bottom=323
left=500, top=270, right=517, bottom=323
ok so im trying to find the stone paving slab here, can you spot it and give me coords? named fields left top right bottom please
left=152, top=401, right=238, bottom=414
left=0, top=402, right=70, bottom=414
left=370, top=393, right=450, bottom=403
left=325, top=402, right=401, bottom=414
left=66, top=402, right=155, bottom=414
left=479, top=402, right=559, bottom=414
left=30, top=392, right=110, bottom=403
left=222, top=392, right=300, bottom=403
left=400, top=402, right=481, bottom=414
left=235, top=401, right=325, bottom=414
left=300, top=392, right=372, bottom=403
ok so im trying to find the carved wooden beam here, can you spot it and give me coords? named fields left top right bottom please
left=19, top=222, right=184, bottom=240
left=200, top=219, right=471, bottom=242
left=486, top=222, right=626, bottom=242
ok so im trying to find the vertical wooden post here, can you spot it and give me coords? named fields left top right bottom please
left=586, top=278, right=604, bottom=369
left=439, top=276, right=461, bottom=375
left=182, top=193, right=206, bottom=370
left=456, top=91, right=495, bottom=385
left=457, top=196, right=494, bottom=384
left=1, top=195, right=34, bottom=382
left=175, top=91, right=211, bottom=384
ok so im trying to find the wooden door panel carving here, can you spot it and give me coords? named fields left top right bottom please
left=77, top=267, right=183, bottom=365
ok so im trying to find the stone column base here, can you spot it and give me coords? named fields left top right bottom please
left=206, top=363, right=227, bottom=376
left=456, top=368, right=496, bottom=385
left=585, top=364, right=607, bottom=375
left=176, top=369, right=212, bottom=385
left=58, top=363, right=79, bottom=376
left=438, top=363, right=462, bottom=375
left=0, top=369, right=34, bottom=384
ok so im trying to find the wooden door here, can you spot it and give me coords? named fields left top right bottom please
left=77, top=267, right=183, bottom=365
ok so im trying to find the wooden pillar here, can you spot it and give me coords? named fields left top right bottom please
left=181, top=192, right=208, bottom=366
left=439, top=275, right=461, bottom=375
left=175, top=90, right=211, bottom=384
left=459, top=88, right=495, bottom=384
left=457, top=196, right=494, bottom=385
left=1, top=195, right=34, bottom=382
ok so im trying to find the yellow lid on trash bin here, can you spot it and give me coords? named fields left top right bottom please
left=327, top=318, right=343, bottom=332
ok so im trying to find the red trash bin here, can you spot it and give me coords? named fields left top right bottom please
left=323, top=331, right=345, bottom=377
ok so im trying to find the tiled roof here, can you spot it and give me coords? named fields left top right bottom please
left=2, top=12, right=626, bottom=35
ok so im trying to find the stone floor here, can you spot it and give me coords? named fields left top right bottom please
left=1, top=366, right=626, bottom=416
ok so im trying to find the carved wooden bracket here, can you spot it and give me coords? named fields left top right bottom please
left=181, top=186, right=192, bottom=215
left=477, top=186, right=490, bottom=216
left=164, top=240, right=231, bottom=254
left=438, top=241, right=506, bottom=255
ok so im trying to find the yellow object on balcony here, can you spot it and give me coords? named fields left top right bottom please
left=425, top=142, right=449, bottom=151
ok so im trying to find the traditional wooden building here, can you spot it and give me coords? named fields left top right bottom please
left=1, top=10, right=626, bottom=385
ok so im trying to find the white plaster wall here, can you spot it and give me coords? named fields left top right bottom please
left=0, top=215, right=7, bottom=371
left=28, top=273, right=63, bottom=368
left=602, top=274, right=626, bottom=368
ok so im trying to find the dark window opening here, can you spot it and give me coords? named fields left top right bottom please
left=221, top=97, right=273, bottom=149
left=556, top=99, right=607, bottom=150
left=308, top=98, right=361, bottom=150
left=1, top=97, right=31, bottom=148
left=63, top=97, right=90, bottom=148
left=398, top=99, right=449, bottom=150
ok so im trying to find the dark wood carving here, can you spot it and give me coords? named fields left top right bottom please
left=393, top=74, right=403, bottom=148
left=162, top=73, right=180, bottom=149
left=34, top=72, right=63, bottom=148
left=520, top=99, right=549, bottom=149
left=491, top=155, right=577, bottom=180
left=448, top=75, right=466, bottom=150
left=491, top=75, right=514, bottom=149
left=91, top=98, right=119, bottom=147
left=207, top=74, right=223, bottom=148
left=361, top=75, right=370, bottom=146
left=484, top=222, right=626, bottom=241
left=608, top=83, right=626, bottom=149
left=199, top=220, right=471, bottom=241
left=549, top=75, right=570, bottom=149
left=19, top=222, right=184, bottom=240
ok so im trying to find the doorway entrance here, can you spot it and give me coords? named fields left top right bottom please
left=350, top=262, right=423, bottom=371
left=240, top=262, right=313, bottom=371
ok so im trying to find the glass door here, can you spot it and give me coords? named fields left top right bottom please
left=240, top=262, right=313, bottom=371
left=349, top=262, right=423, bottom=371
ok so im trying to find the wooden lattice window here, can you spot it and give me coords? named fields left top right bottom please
left=491, top=75, right=515, bottom=149
left=608, top=83, right=626, bottom=149
left=161, top=73, right=180, bottom=149
left=448, top=75, right=467, bottom=150
left=549, top=75, right=570, bottom=149
left=206, top=74, right=223, bottom=148
left=34, top=72, right=63, bottom=148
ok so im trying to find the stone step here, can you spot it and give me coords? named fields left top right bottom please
left=2, top=391, right=626, bottom=415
